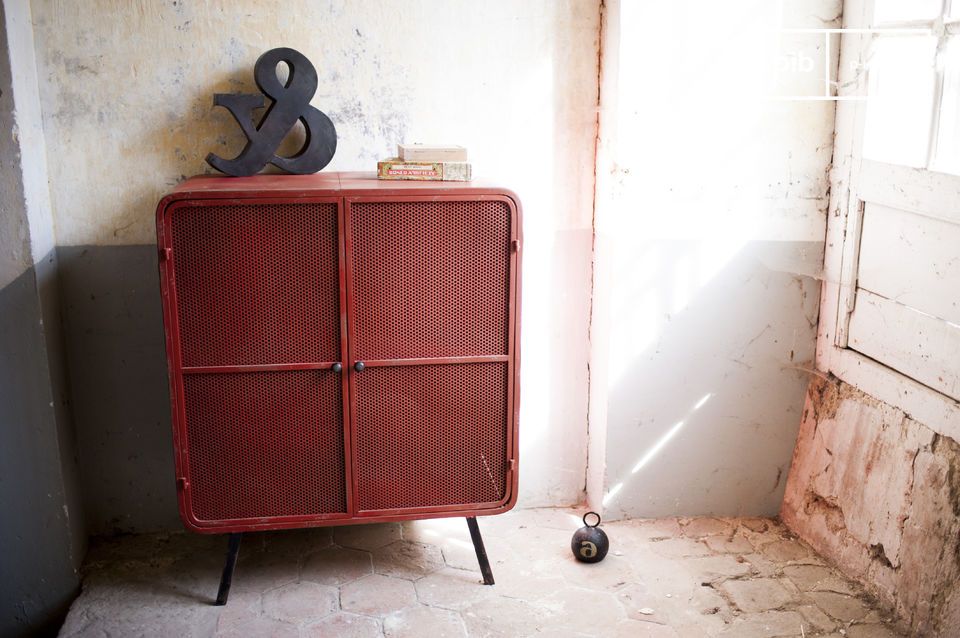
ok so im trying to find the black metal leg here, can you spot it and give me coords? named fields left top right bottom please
left=215, top=533, right=243, bottom=605
left=466, top=517, right=495, bottom=585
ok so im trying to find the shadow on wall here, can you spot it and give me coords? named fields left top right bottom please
left=599, top=238, right=823, bottom=519
left=54, top=66, right=296, bottom=536
left=0, top=264, right=82, bottom=635
left=58, top=245, right=180, bottom=534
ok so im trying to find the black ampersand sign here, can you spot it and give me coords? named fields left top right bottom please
left=206, top=47, right=337, bottom=176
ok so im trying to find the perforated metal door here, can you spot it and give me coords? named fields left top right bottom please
left=171, top=202, right=341, bottom=367
left=347, top=198, right=514, bottom=512
left=354, top=363, right=508, bottom=511
left=182, top=370, right=345, bottom=520
left=167, top=200, right=347, bottom=524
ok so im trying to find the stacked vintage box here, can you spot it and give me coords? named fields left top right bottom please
left=377, top=144, right=472, bottom=181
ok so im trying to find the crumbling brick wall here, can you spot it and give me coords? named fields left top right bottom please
left=781, top=375, right=960, bottom=635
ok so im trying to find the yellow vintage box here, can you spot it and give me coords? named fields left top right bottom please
left=377, top=158, right=472, bottom=181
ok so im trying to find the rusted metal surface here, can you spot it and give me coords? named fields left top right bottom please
left=156, top=173, right=522, bottom=533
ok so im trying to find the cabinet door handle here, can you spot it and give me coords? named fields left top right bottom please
left=354, top=361, right=366, bottom=372
left=331, top=362, right=343, bottom=373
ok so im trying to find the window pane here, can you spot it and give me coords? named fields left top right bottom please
left=862, top=36, right=938, bottom=167
left=873, top=0, right=942, bottom=24
left=932, top=38, right=960, bottom=175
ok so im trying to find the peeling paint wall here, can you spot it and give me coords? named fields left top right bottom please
left=31, top=0, right=599, bottom=246
left=589, top=0, right=839, bottom=518
left=783, top=0, right=960, bottom=633
left=782, top=376, right=960, bottom=636
left=28, top=0, right=601, bottom=531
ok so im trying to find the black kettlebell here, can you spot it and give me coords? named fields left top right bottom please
left=571, top=511, right=609, bottom=563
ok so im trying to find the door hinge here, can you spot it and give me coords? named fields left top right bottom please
left=508, top=458, right=517, bottom=471
left=510, top=239, right=519, bottom=252
left=159, top=247, right=172, bottom=262
left=176, top=477, right=189, bottom=490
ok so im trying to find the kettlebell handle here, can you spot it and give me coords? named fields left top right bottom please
left=583, top=511, right=601, bottom=528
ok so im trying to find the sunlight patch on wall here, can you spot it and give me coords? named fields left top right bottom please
left=602, top=392, right=713, bottom=508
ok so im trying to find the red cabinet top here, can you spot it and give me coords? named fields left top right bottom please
left=162, top=171, right=520, bottom=202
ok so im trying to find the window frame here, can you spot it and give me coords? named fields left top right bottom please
left=819, top=0, right=960, bottom=439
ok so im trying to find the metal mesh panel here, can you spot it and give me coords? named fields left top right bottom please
left=170, top=202, right=341, bottom=367
left=355, top=363, right=508, bottom=511
left=350, top=200, right=510, bottom=360
left=183, top=370, right=346, bottom=521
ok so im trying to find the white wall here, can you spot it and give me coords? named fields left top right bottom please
left=22, top=0, right=846, bottom=529
left=589, top=0, right=839, bottom=518
left=28, top=0, right=600, bottom=527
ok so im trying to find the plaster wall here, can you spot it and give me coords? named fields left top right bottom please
left=5, top=0, right=51, bottom=261
left=0, top=1, right=30, bottom=289
left=590, top=0, right=839, bottom=517
left=28, top=0, right=601, bottom=532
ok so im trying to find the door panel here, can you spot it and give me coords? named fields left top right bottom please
left=348, top=199, right=511, bottom=360
left=183, top=369, right=347, bottom=520
left=166, top=199, right=349, bottom=525
left=354, top=362, right=508, bottom=511
left=170, top=201, right=342, bottom=367
left=347, top=196, right=516, bottom=513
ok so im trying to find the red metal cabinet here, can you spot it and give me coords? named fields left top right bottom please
left=156, top=173, right=521, bottom=534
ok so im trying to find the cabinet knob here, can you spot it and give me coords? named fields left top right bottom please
left=331, top=362, right=342, bottom=373
left=354, top=361, right=366, bottom=372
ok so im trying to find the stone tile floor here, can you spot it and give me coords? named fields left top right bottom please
left=59, top=509, right=904, bottom=637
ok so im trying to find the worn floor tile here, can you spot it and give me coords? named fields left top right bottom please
left=488, top=562, right=567, bottom=601
left=540, top=586, right=627, bottom=635
left=555, top=553, right=636, bottom=591
left=58, top=508, right=907, bottom=637
left=703, top=535, right=755, bottom=554
left=682, top=554, right=753, bottom=582
left=372, top=540, right=445, bottom=580
left=808, top=590, right=873, bottom=623
left=216, top=614, right=297, bottom=638
left=845, top=623, right=904, bottom=638
left=681, top=518, right=734, bottom=538
left=718, top=610, right=806, bottom=637
left=415, top=567, right=494, bottom=610
left=648, top=536, right=713, bottom=559
left=302, top=612, right=381, bottom=638
left=720, top=578, right=795, bottom=613
left=334, top=524, right=402, bottom=552
left=783, top=564, right=858, bottom=595
left=460, top=595, right=550, bottom=637
left=232, top=550, right=299, bottom=594
left=301, top=546, right=372, bottom=586
left=761, top=538, right=817, bottom=563
left=382, top=606, right=466, bottom=638
left=262, top=581, right=337, bottom=624
left=340, top=574, right=417, bottom=617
